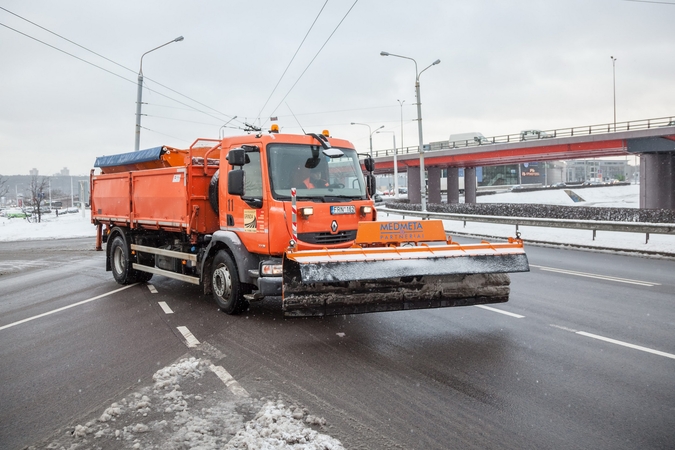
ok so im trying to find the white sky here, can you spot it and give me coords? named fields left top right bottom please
left=1, top=0, right=674, bottom=176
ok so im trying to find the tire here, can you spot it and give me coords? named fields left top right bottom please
left=208, top=170, right=219, bottom=214
left=211, top=250, right=249, bottom=314
left=110, top=236, right=135, bottom=285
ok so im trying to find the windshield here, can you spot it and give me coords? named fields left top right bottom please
left=268, top=143, right=367, bottom=201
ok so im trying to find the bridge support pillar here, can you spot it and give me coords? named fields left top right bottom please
left=640, top=153, right=675, bottom=209
left=464, top=167, right=477, bottom=204
left=407, top=167, right=421, bottom=204
left=446, top=167, right=460, bottom=204
left=428, top=167, right=442, bottom=204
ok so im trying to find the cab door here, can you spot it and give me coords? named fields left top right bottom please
left=220, top=144, right=270, bottom=255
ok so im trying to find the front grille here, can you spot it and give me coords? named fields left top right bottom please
left=298, top=230, right=356, bottom=245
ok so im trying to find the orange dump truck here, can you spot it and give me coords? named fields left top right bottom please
left=91, top=130, right=529, bottom=317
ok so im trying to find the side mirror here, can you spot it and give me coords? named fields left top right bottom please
left=366, top=174, right=376, bottom=198
left=226, top=148, right=247, bottom=166
left=228, top=169, right=245, bottom=196
left=363, top=157, right=375, bottom=173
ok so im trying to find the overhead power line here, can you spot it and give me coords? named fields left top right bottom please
left=265, top=0, right=360, bottom=124
left=622, top=0, right=675, bottom=4
left=255, top=0, right=329, bottom=123
left=0, top=6, right=240, bottom=125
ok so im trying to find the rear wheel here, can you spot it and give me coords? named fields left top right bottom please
left=110, top=236, right=135, bottom=285
left=212, top=250, right=249, bottom=314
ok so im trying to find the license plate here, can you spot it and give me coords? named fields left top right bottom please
left=330, top=205, right=355, bottom=215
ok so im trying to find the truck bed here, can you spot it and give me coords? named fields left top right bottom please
left=91, top=156, right=220, bottom=237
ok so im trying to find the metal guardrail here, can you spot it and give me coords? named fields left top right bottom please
left=379, top=207, right=675, bottom=244
left=373, top=115, right=675, bottom=158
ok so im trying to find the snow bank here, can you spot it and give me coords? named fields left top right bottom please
left=29, top=357, right=344, bottom=450
left=0, top=210, right=95, bottom=242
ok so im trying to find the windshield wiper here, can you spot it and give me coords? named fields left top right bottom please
left=322, top=196, right=360, bottom=202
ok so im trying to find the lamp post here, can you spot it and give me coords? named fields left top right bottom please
left=135, top=36, right=184, bottom=151
left=376, top=130, right=398, bottom=198
left=350, top=122, right=384, bottom=158
left=219, top=116, right=238, bottom=139
left=611, top=56, right=617, bottom=132
left=396, top=99, right=405, bottom=151
left=381, top=51, right=440, bottom=212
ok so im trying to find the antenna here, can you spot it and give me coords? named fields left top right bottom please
left=286, top=103, right=306, bottom=135
left=242, top=122, right=262, bottom=133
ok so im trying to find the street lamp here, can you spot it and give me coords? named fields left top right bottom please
left=350, top=122, right=384, bottom=158
left=135, top=36, right=184, bottom=151
left=397, top=99, right=405, bottom=152
left=611, top=56, right=617, bottom=132
left=219, top=116, right=238, bottom=139
left=380, top=51, right=440, bottom=212
left=377, top=130, right=399, bottom=199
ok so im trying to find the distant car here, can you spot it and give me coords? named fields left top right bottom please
left=5, top=208, right=27, bottom=219
left=520, top=129, right=554, bottom=141
left=552, top=182, right=566, bottom=188
left=510, top=185, right=525, bottom=191
left=373, top=193, right=385, bottom=205
left=449, top=132, right=491, bottom=147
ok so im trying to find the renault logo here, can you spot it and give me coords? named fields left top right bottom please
left=331, top=220, right=338, bottom=233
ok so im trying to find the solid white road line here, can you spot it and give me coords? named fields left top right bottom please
left=210, top=364, right=250, bottom=397
left=0, top=284, right=138, bottom=332
left=550, top=324, right=675, bottom=360
left=530, top=264, right=659, bottom=287
left=475, top=304, right=525, bottom=318
left=158, top=301, right=174, bottom=314
left=176, top=326, right=200, bottom=347
left=576, top=331, right=675, bottom=360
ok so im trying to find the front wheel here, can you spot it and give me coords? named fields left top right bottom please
left=211, top=251, right=249, bottom=314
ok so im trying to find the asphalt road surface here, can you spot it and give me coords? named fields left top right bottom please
left=1, top=238, right=674, bottom=449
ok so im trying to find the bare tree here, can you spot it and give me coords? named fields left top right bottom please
left=28, top=175, right=49, bottom=223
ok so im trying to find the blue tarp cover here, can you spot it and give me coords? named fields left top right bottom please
left=94, top=146, right=164, bottom=168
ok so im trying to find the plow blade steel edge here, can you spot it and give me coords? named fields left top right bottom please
left=282, top=245, right=530, bottom=317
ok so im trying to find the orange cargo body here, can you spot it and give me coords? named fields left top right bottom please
left=91, top=152, right=219, bottom=238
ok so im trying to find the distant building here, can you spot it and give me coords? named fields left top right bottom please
left=566, top=159, right=629, bottom=182
left=59, top=167, right=70, bottom=176
left=29, top=168, right=39, bottom=176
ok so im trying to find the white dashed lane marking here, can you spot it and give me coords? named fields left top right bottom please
left=210, top=364, right=250, bottom=397
left=158, top=302, right=174, bottom=314
left=146, top=284, right=158, bottom=294
left=177, top=326, right=200, bottom=348
left=475, top=304, right=525, bottom=318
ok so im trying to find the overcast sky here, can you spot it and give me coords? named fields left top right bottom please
left=1, top=0, right=673, bottom=176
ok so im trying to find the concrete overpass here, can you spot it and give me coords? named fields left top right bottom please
left=371, top=117, right=675, bottom=209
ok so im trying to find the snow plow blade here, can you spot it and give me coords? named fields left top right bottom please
left=282, top=220, right=529, bottom=317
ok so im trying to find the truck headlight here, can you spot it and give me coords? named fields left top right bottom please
left=260, top=262, right=283, bottom=276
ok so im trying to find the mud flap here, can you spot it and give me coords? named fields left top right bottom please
left=282, top=246, right=529, bottom=317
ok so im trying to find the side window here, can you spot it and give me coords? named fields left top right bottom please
left=244, top=151, right=263, bottom=198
